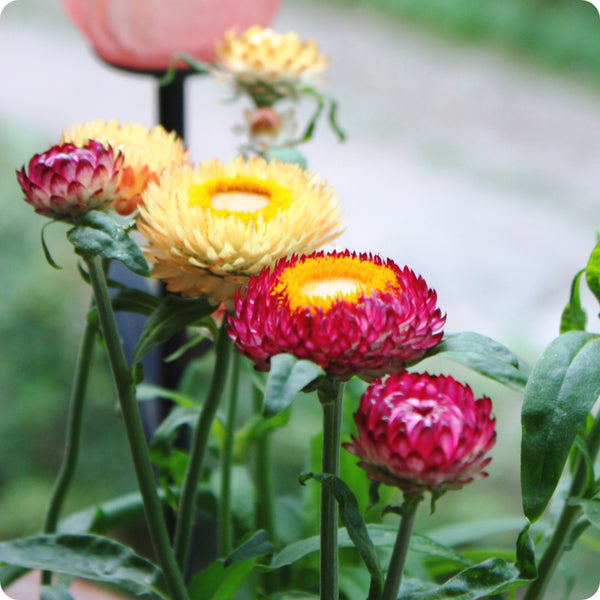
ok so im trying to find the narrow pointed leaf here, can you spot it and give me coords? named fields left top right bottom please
left=133, top=295, right=214, bottom=363
left=0, top=534, right=168, bottom=599
left=421, top=331, right=529, bottom=391
left=560, top=269, right=587, bottom=333
left=263, top=354, right=325, bottom=416
left=187, top=557, right=258, bottom=600
left=585, top=238, right=600, bottom=307
left=299, top=472, right=383, bottom=600
left=41, top=222, right=62, bottom=269
left=568, top=498, right=600, bottom=530
left=41, top=585, right=74, bottom=600
left=111, top=288, right=160, bottom=316
left=521, top=331, right=600, bottom=522
left=224, top=530, right=273, bottom=566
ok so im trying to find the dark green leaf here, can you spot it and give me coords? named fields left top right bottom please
left=111, top=288, right=160, bottom=316
left=187, top=557, right=257, bottom=600
left=263, top=354, right=324, bottom=416
left=67, top=211, right=149, bottom=276
left=521, top=331, right=600, bottom=522
left=150, top=406, right=200, bottom=451
left=41, top=222, right=62, bottom=269
left=585, top=238, right=600, bottom=307
left=299, top=473, right=383, bottom=600
left=0, top=534, right=167, bottom=599
left=560, top=269, right=587, bottom=333
left=421, top=331, right=529, bottom=391
left=133, top=295, right=215, bottom=363
left=224, top=530, right=273, bottom=566
left=41, top=584, right=74, bottom=600
left=568, top=498, right=600, bottom=530
left=515, top=524, right=536, bottom=579
left=397, top=558, right=530, bottom=599
left=234, top=408, right=291, bottom=460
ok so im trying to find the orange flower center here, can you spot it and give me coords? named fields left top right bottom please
left=188, top=176, right=293, bottom=223
left=275, top=255, right=400, bottom=312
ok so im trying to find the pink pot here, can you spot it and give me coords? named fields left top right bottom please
left=61, top=0, right=282, bottom=71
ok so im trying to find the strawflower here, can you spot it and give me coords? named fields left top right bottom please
left=17, top=140, right=123, bottom=221
left=227, top=251, right=445, bottom=380
left=344, top=372, right=496, bottom=493
left=215, top=26, right=328, bottom=106
left=136, top=156, right=342, bottom=303
left=234, top=107, right=297, bottom=151
left=62, top=120, right=189, bottom=215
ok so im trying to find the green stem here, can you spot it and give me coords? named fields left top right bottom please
left=381, top=493, right=422, bottom=600
left=173, top=324, right=232, bottom=570
left=523, top=413, right=600, bottom=600
left=41, top=314, right=97, bottom=586
left=219, top=349, right=240, bottom=556
left=253, top=385, right=275, bottom=540
left=86, top=256, right=188, bottom=600
left=318, top=379, right=344, bottom=600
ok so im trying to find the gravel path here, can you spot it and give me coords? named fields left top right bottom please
left=2, top=0, right=600, bottom=353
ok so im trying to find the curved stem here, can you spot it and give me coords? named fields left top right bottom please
left=86, top=256, right=188, bottom=600
left=523, top=413, right=600, bottom=600
left=318, top=379, right=344, bottom=600
left=173, top=324, right=232, bottom=571
left=41, top=313, right=97, bottom=586
left=381, top=493, right=422, bottom=600
left=219, top=349, right=241, bottom=556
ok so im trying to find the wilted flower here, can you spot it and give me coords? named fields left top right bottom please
left=136, top=156, right=342, bottom=303
left=62, top=121, right=189, bottom=215
left=344, top=372, right=496, bottom=493
left=227, top=251, right=445, bottom=380
left=215, top=26, right=328, bottom=106
left=17, top=140, right=123, bottom=221
left=234, top=107, right=297, bottom=151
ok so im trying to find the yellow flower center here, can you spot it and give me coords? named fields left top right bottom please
left=275, top=255, right=400, bottom=312
left=188, top=176, right=293, bottom=223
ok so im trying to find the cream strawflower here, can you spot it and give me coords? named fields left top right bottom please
left=215, top=26, right=328, bottom=106
left=136, top=156, right=343, bottom=303
left=62, top=121, right=189, bottom=215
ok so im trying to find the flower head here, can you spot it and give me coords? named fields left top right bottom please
left=62, top=121, right=189, bottom=215
left=344, top=372, right=496, bottom=493
left=227, top=251, right=445, bottom=380
left=234, top=107, right=297, bottom=151
left=136, top=156, right=342, bottom=303
left=17, top=140, right=123, bottom=221
left=215, top=26, right=328, bottom=105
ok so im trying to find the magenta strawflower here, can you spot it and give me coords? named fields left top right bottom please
left=227, top=250, right=445, bottom=380
left=344, top=372, right=496, bottom=493
left=17, top=140, right=123, bottom=221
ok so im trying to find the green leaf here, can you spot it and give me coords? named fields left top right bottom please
left=568, top=498, right=600, bottom=530
left=299, top=473, right=383, bottom=600
left=233, top=408, right=292, bottom=460
left=137, top=383, right=198, bottom=407
left=396, top=558, right=530, bottom=599
left=263, top=148, right=308, bottom=169
left=150, top=406, right=200, bottom=451
left=263, top=354, right=325, bottom=416
left=585, top=238, right=600, bottom=307
left=560, top=269, right=587, bottom=333
left=187, top=557, right=258, bottom=600
left=41, top=222, right=62, bottom=269
left=67, top=211, right=149, bottom=276
left=133, top=295, right=215, bottom=363
left=521, top=331, right=600, bottom=522
left=421, top=331, right=529, bottom=392
left=111, top=288, right=160, bottom=316
left=224, top=530, right=274, bottom=566
left=515, top=524, right=536, bottom=580
left=41, top=584, right=74, bottom=600
left=0, top=534, right=168, bottom=599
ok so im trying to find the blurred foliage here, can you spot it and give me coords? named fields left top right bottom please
left=313, top=0, right=600, bottom=86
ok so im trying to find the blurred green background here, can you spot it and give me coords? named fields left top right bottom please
left=2, top=0, right=600, bottom=598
